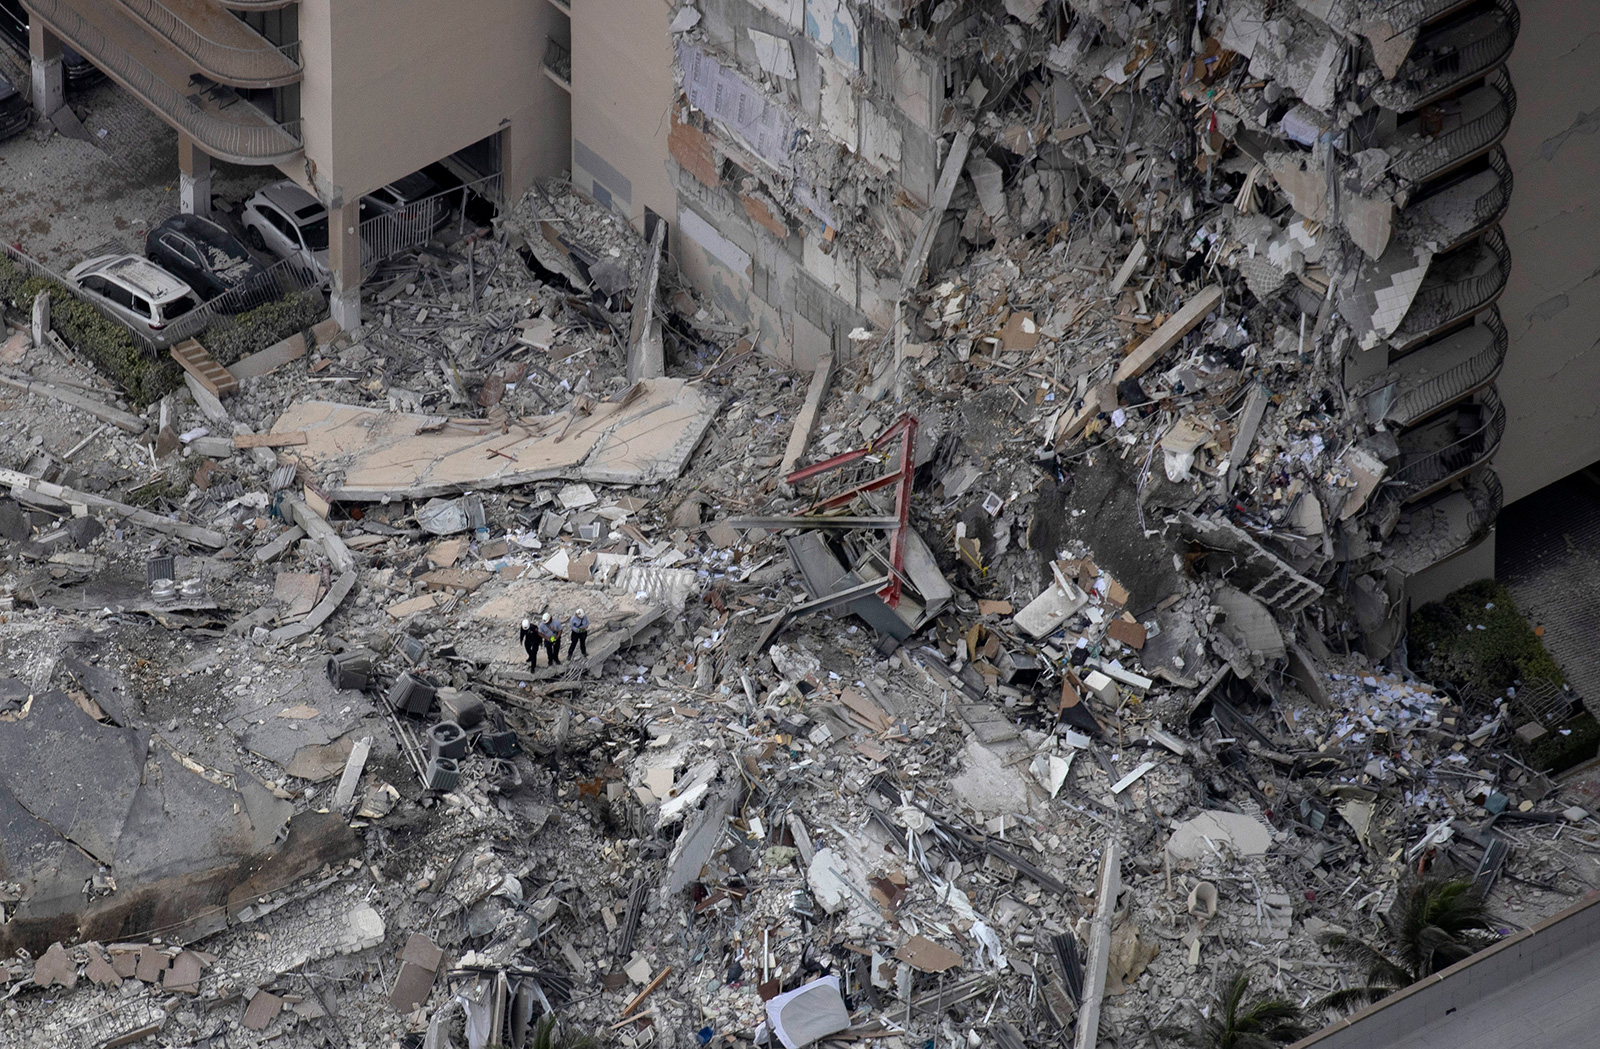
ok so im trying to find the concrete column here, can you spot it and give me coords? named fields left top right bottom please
left=327, top=201, right=362, bottom=333
left=178, top=135, right=212, bottom=219
left=28, top=20, right=63, bottom=119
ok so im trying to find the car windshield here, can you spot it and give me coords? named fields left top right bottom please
left=299, top=216, right=329, bottom=251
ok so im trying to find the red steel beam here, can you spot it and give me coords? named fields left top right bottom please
left=782, top=412, right=918, bottom=608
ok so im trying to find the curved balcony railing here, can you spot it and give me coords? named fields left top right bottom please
left=1392, top=386, right=1505, bottom=502
left=116, top=0, right=301, bottom=88
left=216, top=0, right=297, bottom=8
left=1389, top=225, right=1509, bottom=352
left=1384, top=307, right=1506, bottom=427
left=1397, top=147, right=1511, bottom=253
left=22, top=0, right=301, bottom=163
left=1374, top=0, right=1479, bottom=34
left=1372, top=0, right=1519, bottom=112
left=1376, top=466, right=1502, bottom=574
left=1392, top=68, right=1515, bottom=188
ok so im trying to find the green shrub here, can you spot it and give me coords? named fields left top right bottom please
left=0, top=253, right=181, bottom=408
left=202, top=289, right=327, bottom=366
left=1408, top=580, right=1565, bottom=696
left=1521, top=710, right=1600, bottom=774
left=0, top=255, right=327, bottom=405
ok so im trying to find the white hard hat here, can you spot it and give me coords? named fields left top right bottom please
left=522, top=619, right=530, bottom=629
left=542, top=611, right=552, bottom=622
left=576, top=608, right=586, bottom=617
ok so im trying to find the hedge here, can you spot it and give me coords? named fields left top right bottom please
left=1408, top=579, right=1565, bottom=695
left=0, top=254, right=330, bottom=407
left=0, top=252, right=181, bottom=408
left=203, top=290, right=327, bottom=367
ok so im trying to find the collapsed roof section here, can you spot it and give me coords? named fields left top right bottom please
left=269, top=378, right=721, bottom=501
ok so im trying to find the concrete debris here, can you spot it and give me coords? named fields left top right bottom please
left=0, top=4, right=1579, bottom=1048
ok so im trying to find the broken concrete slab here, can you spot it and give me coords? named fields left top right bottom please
left=243, top=989, right=285, bottom=1030
left=269, top=378, right=721, bottom=500
left=1165, top=809, right=1273, bottom=861
left=32, top=942, right=76, bottom=988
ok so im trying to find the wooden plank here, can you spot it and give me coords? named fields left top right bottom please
left=170, top=339, right=238, bottom=397
left=779, top=353, right=834, bottom=477
left=229, top=332, right=307, bottom=381
left=233, top=432, right=308, bottom=449
left=0, top=372, right=147, bottom=434
left=1108, top=237, right=1146, bottom=296
left=1053, top=380, right=1117, bottom=445
left=1112, top=285, right=1223, bottom=384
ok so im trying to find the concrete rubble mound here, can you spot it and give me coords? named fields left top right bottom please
left=0, top=2, right=1590, bottom=1048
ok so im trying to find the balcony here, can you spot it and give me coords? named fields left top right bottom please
left=215, top=0, right=295, bottom=7
left=1388, top=69, right=1515, bottom=190
left=1388, top=225, right=1509, bottom=352
left=21, top=0, right=300, bottom=163
left=1360, top=307, right=1505, bottom=429
left=1371, top=0, right=1519, bottom=112
left=1390, top=386, right=1505, bottom=503
left=542, top=37, right=570, bottom=92
left=1374, top=0, right=1481, bottom=33
left=1394, top=147, right=1511, bottom=253
left=1377, top=467, right=1501, bottom=575
left=116, top=0, right=301, bottom=88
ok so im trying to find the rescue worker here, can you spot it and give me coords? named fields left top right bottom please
left=568, top=607, right=589, bottom=660
left=519, top=618, right=539, bottom=671
left=537, top=611, right=562, bottom=667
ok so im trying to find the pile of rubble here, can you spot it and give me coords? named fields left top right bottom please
left=0, top=4, right=1587, bottom=1049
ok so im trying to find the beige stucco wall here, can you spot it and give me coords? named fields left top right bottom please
left=569, top=0, right=676, bottom=240
left=295, top=0, right=569, bottom=204
left=1493, top=1, right=1600, bottom=502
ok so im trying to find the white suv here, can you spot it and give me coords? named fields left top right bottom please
left=241, top=180, right=375, bottom=284
left=66, top=254, right=198, bottom=347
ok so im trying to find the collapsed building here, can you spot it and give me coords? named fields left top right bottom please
left=3, top=2, right=1598, bottom=1049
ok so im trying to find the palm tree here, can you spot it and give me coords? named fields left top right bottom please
left=528, top=1014, right=598, bottom=1049
left=1164, top=969, right=1312, bottom=1049
left=1318, top=876, right=1496, bottom=1010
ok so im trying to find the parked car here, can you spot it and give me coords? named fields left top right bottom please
left=66, top=254, right=197, bottom=346
left=144, top=213, right=275, bottom=313
left=0, top=72, right=28, bottom=142
left=359, top=170, right=450, bottom=233
left=241, top=180, right=375, bottom=284
left=0, top=0, right=105, bottom=90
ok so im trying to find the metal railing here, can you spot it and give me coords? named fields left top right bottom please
left=543, top=37, right=571, bottom=86
left=1375, top=466, right=1502, bottom=572
left=1371, top=0, right=1519, bottom=112
left=1392, top=68, right=1516, bottom=187
left=1393, top=386, right=1506, bottom=501
left=216, top=0, right=297, bottom=8
left=1390, top=225, right=1510, bottom=351
left=1387, top=307, right=1507, bottom=427
left=116, top=0, right=302, bottom=87
left=24, top=0, right=302, bottom=162
left=1375, top=0, right=1478, bottom=35
left=358, top=172, right=502, bottom=262
left=1400, top=146, right=1513, bottom=253
left=158, top=251, right=324, bottom=344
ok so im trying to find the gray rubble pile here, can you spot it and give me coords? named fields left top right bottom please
left=0, top=2, right=1586, bottom=1048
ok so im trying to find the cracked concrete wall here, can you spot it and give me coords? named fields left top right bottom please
left=1495, top=1, right=1600, bottom=503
